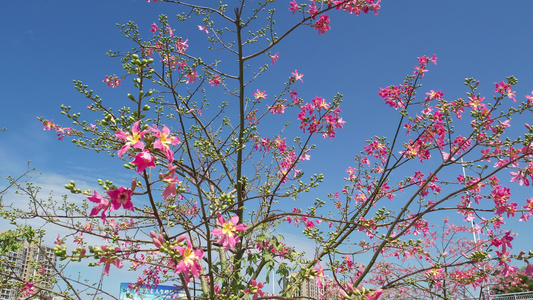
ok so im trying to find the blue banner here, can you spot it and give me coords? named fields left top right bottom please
left=119, top=283, right=185, bottom=300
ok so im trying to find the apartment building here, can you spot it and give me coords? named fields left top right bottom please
left=0, top=232, right=57, bottom=300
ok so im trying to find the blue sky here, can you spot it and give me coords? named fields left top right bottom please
left=2, top=0, right=533, bottom=298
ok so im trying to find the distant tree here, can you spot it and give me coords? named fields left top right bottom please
left=492, top=268, right=533, bottom=294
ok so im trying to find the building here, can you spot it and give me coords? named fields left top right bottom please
left=283, top=275, right=325, bottom=299
left=0, top=231, right=57, bottom=300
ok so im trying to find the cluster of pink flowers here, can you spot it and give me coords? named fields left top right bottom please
left=103, top=75, right=121, bottom=88
left=288, top=0, right=381, bottom=35
left=252, top=134, right=311, bottom=183
left=297, top=96, right=345, bottom=138
left=314, top=14, right=331, bottom=35
left=494, top=80, right=516, bottom=102
left=39, top=118, right=77, bottom=140
left=286, top=208, right=322, bottom=229
left=144, top=21, right=218, bottom=87
left=115, top=121, right=180, bottom=169
left=256, top=239, right=292, bottom=258
left=378, top=84, right=413, bottom=110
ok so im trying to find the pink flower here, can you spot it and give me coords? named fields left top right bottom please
left=186, top=68, right=198, bottom=84
left=166, top=25, right=175, bottom=37
left=173, top=238, right=204, bottom=283
left=429, top=53, right=437, bottom=65
left=525, top=264, right=533, bottom=275
left=151, top=125, right=180, bottom=162
left=365, top=289, right=384, bottom=300
left=314, top=14, right=331, bottom=35
left=197, top=25, right=209, bottom=34
left=150, top=22, right=159, bottom=34
left=176, top=38, right=189, bottom=54
left=243, top=280, right=265, bottom=300
left=292, top=70, right=304, bottom=82
left=269, top=103, right=287, bottom=115
left=271, top=52, right=279, bottom=65
left=307, top=2, right=318, bottom=18
left=211, top=215, right=247, bottom=250
left=525, top=92, right=533, bottom=104
left=99, top=246, right=123, bottom=275
left=115, top=121, right=145, bottom=157
left=20, top=282, right=34, bottom=298
left=312, top=261, right=325, bottom=288
left=107, top=186, right=134, bottom=212
left=132, top=150, right=156, bottom=173
left=209, top=74, right=221, bottom=86
left=425, top=90, right=444, bottom=101
left=253, top=89, right=267, bottom=100
left=161, top=165, right=181, bottom=199
left=494, top=80, right=516, bottom=102
left=88, top=191, right=111, bottom=222
left=288, top=1, right=299, bottom=14
left=103, top=75, right=121, bottom=88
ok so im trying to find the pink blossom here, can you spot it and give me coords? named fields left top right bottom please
left=243, top=280, right=265, bottom=300
left=132, top=149, right=156, bottom=173
left=107, top=186, right=134, bottom=212
left=197, top=25, right=209, bottom=34
left=103, top=75, right=121, bottom=88
left=20, top=282, right=34, bottom=298
left=88, top=191, right=111, bottom=222
left=525, top=264, right=533, bottom=275
left=271, top=52, right=279, bottom=65
left=115, top=121, right=145, bottom=157
left=253, top=89, right=267, bottom=100
left=150, top=23, right=159, bottom=34
left=307, top=2, right=318, bottom=18
left=425, top=90, right=444, bottom=101
left=269, top=103, right=287, bottom=115
left=173, top=238, right=204, bottom=283
left=211, top=215, right=247, bottom=250
left=161, top=165, right=181, bottom=199
left=186, top=68, right=198, bottom=84
left=314, top=14, right=331, bottom=35
left=292, top=70, right=304, bottom=82
left=312, top=261, right=325, bottom=288
left=99, top=246, right=123, bottom=275
left=288, top=1, right=299, bottom=14
left=209, top=74, right=221, bottom=86
left=525, top=92, right=533, bottom=104
left=41, top=119, right=56, bottom=131
left=166, top=25, right=175, bottom=37
left=151, top=125, right=180, bottom=162
left=175, top=38, right=189, bottom=54
left=365, top=289, right=384, bottom=300
left=494, top=80, right=516, bottom=102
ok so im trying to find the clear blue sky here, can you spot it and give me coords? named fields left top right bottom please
left=1, top=0, right=533, bottom=297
